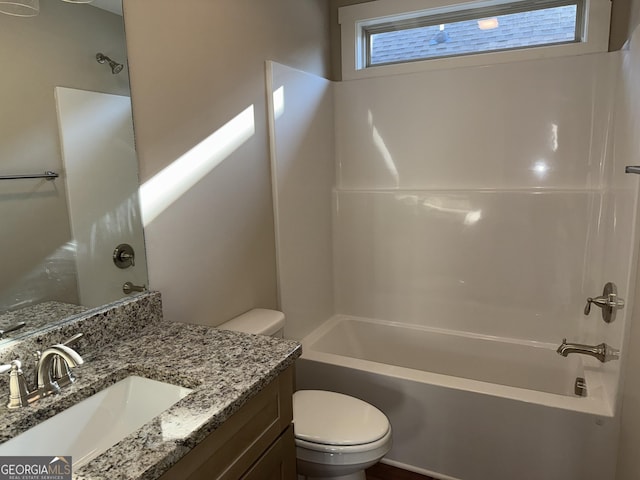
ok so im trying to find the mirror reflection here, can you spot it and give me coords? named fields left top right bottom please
left=0, top=0, right=148, bottom=342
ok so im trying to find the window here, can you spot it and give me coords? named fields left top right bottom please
left=339, top=0, right=612, bottom=80
left=366, top=1, right=583, bottom=67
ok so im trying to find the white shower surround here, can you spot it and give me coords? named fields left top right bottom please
left=267, top=43, right=639, bottom=479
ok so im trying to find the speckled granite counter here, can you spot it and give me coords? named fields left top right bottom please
left=0, top=301, right=88, bottom=339
left=0, top=293, right=301, bottom=480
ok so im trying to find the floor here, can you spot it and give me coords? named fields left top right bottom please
left=365, top=463, right=435, bottom=480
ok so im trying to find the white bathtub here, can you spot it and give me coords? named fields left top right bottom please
left=296, top=315, right=618, bottom=480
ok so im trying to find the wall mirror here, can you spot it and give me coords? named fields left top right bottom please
left=0, top=0, right=148, bottom=344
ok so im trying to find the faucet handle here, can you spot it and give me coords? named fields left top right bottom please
left=585, top=294, right=624, bottom=313
left=61, top=332, right=83, bottom=347
left=1, top=360, right=34, bottom=409
left=584, top=282, right=624, bottom=323
left=0, top=359, right=22, bottom=374
left=0, top=363, right=13, bottom=375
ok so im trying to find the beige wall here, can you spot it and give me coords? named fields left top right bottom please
left=610, top=0, right=640, bottom=50
left=124, top=0, right=331, bottom=326
left=0, top=2, right=128, bottom=311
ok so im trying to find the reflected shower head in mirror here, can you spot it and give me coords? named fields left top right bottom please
left=96, top=53, right=124, bottom=74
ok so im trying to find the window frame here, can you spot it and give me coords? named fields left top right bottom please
left=339, top=0, right=612, bottom=80
left=364, top=0, right=585, bottom=68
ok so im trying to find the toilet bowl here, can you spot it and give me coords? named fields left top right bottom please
left=218, top=309, right=392, bottom=480
left=293, top=389, right=392, bottom=480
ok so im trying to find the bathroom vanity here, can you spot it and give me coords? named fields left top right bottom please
left=0, top=293, right=300, bottom=480
left=159, top=367, right=295, bottom=480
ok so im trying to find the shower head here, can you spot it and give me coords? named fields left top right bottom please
left=96, top=53, right=124, bottom=74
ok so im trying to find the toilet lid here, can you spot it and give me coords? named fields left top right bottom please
left=293, top=390, right=390, bottom=446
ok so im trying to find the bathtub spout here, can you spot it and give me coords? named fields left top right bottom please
left=556, top=338, right=619, bottom=363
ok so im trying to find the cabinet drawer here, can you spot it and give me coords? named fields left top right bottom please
left=159, top=366, right=294, bottom=480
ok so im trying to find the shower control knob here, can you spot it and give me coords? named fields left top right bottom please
left=584, top=282, right=624, bottom=323
left=113, top=244, right=135, bottom=269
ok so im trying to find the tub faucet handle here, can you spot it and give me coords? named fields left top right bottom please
left=584, top=282, right=624, bottom=323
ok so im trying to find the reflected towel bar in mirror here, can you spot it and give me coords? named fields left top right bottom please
left=0, top=171, right=59, bottom=181
left=625, top=166, right=640, bottom=174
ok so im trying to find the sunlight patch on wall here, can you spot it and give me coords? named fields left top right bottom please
left=368, top=110, right=399, bottom=187
left=273, top=86, right=285, bottom=119
left=397, top=194, right=483, bottom=226
left=140, top=105, right=256, bottom=226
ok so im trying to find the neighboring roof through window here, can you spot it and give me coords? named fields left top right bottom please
left=368, top=2, right=581, bottom=66
left=339, top=0, right=612, bottom=80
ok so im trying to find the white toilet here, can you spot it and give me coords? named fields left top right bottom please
left=218, top=309, right=392, bottom=480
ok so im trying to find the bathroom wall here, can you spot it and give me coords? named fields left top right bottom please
left=267, top=62, right=335, bottom=340
left=615, top=22, right=640, bottom=480
left=0, top=1, right=129, bottom=310
left=610, top=0, right=640, bottom=50
left=123, top=0, right=331, bottom=326
left=333, top=53, right=618, bottom=345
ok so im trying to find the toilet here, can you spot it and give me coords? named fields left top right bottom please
left=218, top=309, right=392, bottom=480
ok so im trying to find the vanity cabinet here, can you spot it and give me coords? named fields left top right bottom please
left=159, top=366, right=296, bottom=480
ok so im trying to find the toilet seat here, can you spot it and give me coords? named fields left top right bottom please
left=293, top=390, right=390, bottom=449
left=295, top=427, right=392, bottom=454
left=295, top=426, right=392, bottom=475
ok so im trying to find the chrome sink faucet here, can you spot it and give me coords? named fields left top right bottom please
left=556, top=338, right=619, bottom=363
left=0, top=336, right=84, bottom=409
left=36, top=344, right=84, bottom=397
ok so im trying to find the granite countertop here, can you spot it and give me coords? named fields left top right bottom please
left=0, top=301, right=88, bottom=339
left=0, top=318, right=301, bottom=480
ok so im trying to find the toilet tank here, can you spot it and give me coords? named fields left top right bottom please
left=218, top=309, right=285, bottom=338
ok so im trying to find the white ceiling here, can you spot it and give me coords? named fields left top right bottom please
left=91, top=0, right=122, bottom=16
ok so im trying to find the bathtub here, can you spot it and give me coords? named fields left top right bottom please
left=295, top=315, right=618, bottom=480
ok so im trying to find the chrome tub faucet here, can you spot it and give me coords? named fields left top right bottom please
left=557, top=338, right=619, bottom=363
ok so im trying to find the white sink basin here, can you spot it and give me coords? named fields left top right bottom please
left=0, top=376, right=193, bottom=467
